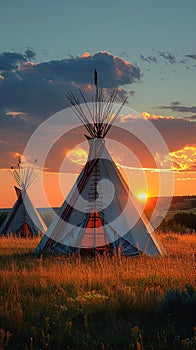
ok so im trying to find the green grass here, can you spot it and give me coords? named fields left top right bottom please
left=0, top=234, right=196, bottom=350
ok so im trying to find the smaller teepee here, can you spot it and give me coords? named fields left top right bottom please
left=0, top=157, right=47, bottom=237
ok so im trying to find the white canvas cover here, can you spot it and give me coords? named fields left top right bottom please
left=35, top=138, right=166, bottom=256
left=0, top=186, right=47, bottom=236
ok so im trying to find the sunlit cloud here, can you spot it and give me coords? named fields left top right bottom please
left=20, top=61, right=37, bottom=71
left=176, top=177, right=196, bottom=181
left=71, top=81, right=95, bottom=93
left=114, top=55, right=131, bottom=67
left=156, top=146, right=196, bottom=171
left=141, top=112, right=175, bottom=120
left=169, top=146, right=196, bottom=171
left=6, top=111, right=27, bottom=118
left=121, top=163, right=173, bottom=173
left=119, top=113, right=140, bottom=123
left=67, top=147, right=88, bottom=165
left=10, top=153, right=40, bottom=171
left=11, top=152, right=26, bottom=163
left=80, top=52, right=91, bottom=59
left=113, top=54, right=140, bottom=83
left=119, top=112, right=177, bottom=123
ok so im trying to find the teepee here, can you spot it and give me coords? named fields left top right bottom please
left=0, top=158, right=47, bottom=237
left=35, top=70, right=166, bottom=256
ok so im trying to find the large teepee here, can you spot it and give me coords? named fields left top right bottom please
left=35, top=71, right=166, bottom=256
left=0, top=158, right=47, bottom=237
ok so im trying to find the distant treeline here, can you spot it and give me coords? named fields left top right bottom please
left=170, top=196, right=196, bottom=209
left=159, top=212, right=196, bottom=233
left=0, top=210, right=195, bottom=234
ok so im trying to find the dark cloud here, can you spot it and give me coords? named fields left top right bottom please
left=140, top=54, right=157, bottom=63
left=139, top=50, right=196, bottom=69
left=146, top=118, right=196, bottom=153
left=156, top=102, right=196, bottom=113
left=158, top=51, right=177, bottom=64
left=179, top=59, right=187, bottom=64
left=0, top=49, right=36, bottom=71
left=0, top=52, right=26, bottom=71
left=170, top=101, right=180, bottom=106
left=0, top=50, right=142, bottom=168
left=24, top=48, right=36, bottom=60
left=179, top=54, right=196, bottom=68
left=30, top=51, right=141, bottom=89
left=188, top=115, right=196, bottom=121
left=185, top=54, right=196, bottom=60
left=0, top=50, right=141, bottom=119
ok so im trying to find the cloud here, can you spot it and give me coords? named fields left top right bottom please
left=119, top=112, right=196, bottom=155
left=140, top=50, right=178, bottom=65
left=0, top=48, right=195, bottom=176
left=149, top=118, right=196, bottom=153
left=159, top=146, right=196, bottom=172
left=0, top=50, right=141, bottom=109
left=0, top=50, right=141, bottom=119
left=185, top=54, right=196, bottom=60
left=139, top=50, right=196, bottom=70
left=156, top=102, right=196, bottom=114
left=0, top=49, right=35, bottom=71
left=30, top=50, right=141, bottom=89
left=141, top=112, right=174, bottom=120
left=0, top=50, right=142, bottom=168
left=188, top=115, right=196, bottom=121
left=6, top=111, right=28, bottom=121
left=0, top=52, right=26, bottom=71
left=67, top=147, right=88, bottom=165
left=140, top=54, right=157, bottom=63
left=80, top=52, right=91, bottom=59
left=158, top=51, right=177, bottom=64
left=170, top=146, right=196, bottom=171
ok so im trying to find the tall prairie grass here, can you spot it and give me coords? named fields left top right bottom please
left=0, top=232, right=195, bottom=350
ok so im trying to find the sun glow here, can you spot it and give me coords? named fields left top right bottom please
left=137, top=193, right=148, bottom=201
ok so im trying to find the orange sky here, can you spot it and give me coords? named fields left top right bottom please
left=0, top=164, right=195, bottom=209
left=0, top=114, right=195, bottom=208
left=1, top=121, right=196, bottom=210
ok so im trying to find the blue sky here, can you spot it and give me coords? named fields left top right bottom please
left=0, top=0, right=196, bottom=203
left=1, top=0, right=196, bottom=114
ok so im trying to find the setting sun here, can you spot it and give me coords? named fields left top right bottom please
left=137, top=192, right=148, bottom=201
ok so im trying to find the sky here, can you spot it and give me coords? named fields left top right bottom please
left=0, top=0, right=196, bottom=208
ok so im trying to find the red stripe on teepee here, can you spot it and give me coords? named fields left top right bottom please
left=42, top=141, right=104, bottom=253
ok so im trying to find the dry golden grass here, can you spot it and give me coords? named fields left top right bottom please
left=0, top=232, right=195, bottom=289
left=0, top=232, right=195, bottom=350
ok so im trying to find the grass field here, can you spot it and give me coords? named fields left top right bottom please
left=0, top=233, right=196, bottom=350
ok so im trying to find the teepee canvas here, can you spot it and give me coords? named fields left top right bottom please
left=0, top=159, right=47, bottom=237
left=35, top=71, right=166, bottom=256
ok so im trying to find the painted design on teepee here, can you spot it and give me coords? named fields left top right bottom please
left=0, top=157, right=47, bottom=237
left=35, top=70, right=166, bottom=256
